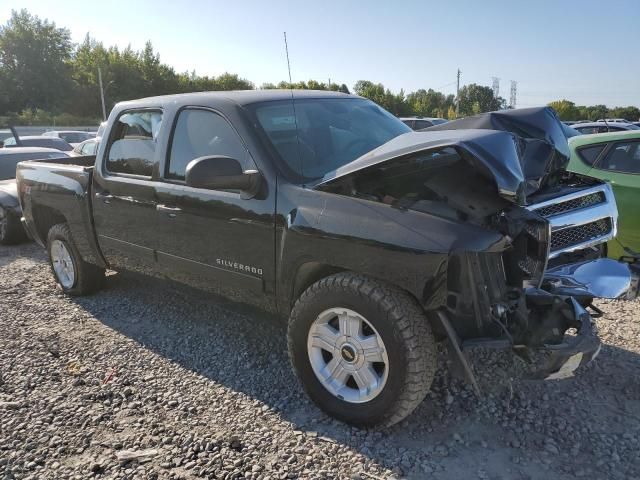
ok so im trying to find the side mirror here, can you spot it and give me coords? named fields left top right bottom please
left=185, top=156, right=262, bottom=197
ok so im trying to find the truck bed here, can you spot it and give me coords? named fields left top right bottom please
left=16, top=154, right=105, bottom=268
left=23, top=154, right=96, bottom=168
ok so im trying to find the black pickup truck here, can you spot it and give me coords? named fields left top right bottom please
left=16, top=91, right=634, bottom=427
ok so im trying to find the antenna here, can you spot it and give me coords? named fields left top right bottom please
left=284, top=32, right=293, bottom=86
left=283, top=32, right=304, bottom=179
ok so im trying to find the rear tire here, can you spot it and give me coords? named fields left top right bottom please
left=288, top=272, right=437, bottom=427
left=0, top=206, right=26, bottom=245
left=46, top=223, right=105, bottom=296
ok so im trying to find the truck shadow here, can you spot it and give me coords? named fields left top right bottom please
left=69, top=268, right=640, bottom=479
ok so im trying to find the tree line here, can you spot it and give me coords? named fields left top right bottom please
left=548, top=99, right=639, bottom=122
left=1, top=9, right=638, bottom=126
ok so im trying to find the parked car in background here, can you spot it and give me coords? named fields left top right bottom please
left=96, top=121, right=108, bottom=138
left=0, top=126, right=20, bottom=148
left=69, top=137, right=100, bottom=157
left=4, top=136, right=73, bottom=151
left=399, top=117, right=448, bottom=130
left=633, top=122, right=640, bottom=128
left=596, top=118, right=630, bottom=124
left=572, top=122, right=640, bottom=135
left=563, top=120, right=590, bottom=126
left=567, top=130, right=640, bottom=263
left=42, top=130, right=95, bottom=147
left=1, top=147, right=69, bottom=244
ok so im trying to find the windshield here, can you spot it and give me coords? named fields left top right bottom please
left=250, top=98, right=410, bottom=181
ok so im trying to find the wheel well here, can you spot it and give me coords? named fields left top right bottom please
left=32, top=205, right=66, bottom=246
left=291, top=265, right=443, bottom=338
left=291, top=262, right=344, bottom=307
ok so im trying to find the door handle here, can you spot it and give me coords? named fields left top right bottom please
left=95, top=192, right=113, bottom=204
left=157, top=204, right=182, bottom=218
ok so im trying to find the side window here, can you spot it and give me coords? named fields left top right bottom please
left=414, top=120, right=433, bottom=130
left=106, top=110, right=163, bottom=177
left=167, top=108, right=251, bottom=181
left=577, top=144, right=606, bottom=166
left=598, top=141, right=640, bottom=174
left=82, top=142, right=97, bottom=155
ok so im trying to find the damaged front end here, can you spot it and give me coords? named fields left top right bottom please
left=314, top=108, right=636, bottom=381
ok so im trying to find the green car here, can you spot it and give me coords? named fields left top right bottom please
left=567, top=130, right=640, bottom=262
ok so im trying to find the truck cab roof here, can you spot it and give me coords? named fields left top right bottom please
left=116, top=89, right=354, bottom=109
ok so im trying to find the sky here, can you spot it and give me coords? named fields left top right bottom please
left=2, top=0, right=639, bottom=107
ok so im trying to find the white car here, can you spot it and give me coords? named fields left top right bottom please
left=69, top=137, right=100, bottom=157
left=42, top=130, right=95, bottom=147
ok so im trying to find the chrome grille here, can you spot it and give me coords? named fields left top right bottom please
left=527, top=183, right=618, bottom=259
left=550, top=219, right=612, bottom=252
left=533, top=192, right=605, bottom=218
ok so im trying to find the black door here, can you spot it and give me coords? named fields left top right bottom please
left=153, top=107, right=276, bottom=309
left=92, top=109, right=164, bottom=275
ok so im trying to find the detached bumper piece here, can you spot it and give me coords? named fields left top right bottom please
left=524, top=290, right=601, bottom=380
left=543, top=257, right=639, bottom=301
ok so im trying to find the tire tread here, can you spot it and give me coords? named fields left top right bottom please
left=289, top=272, right=437, bottom=427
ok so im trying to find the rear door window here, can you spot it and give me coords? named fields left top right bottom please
left=413, top=120, right=434, bottom=130
left=576, top=126, right=599, bottom=134
left=106, top=110, right=162, bottom=177
left=597, top=141, right=640, bottom=174
left=577, top=144, right=607, bottom=166
left=82, top=141, right=97, bottom=155
left=166, top=108, right=252, bottom=181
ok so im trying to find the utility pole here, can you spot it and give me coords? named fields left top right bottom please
left=455, top=68, right=461, bottom=117
left=98, top=67, right=107, bottom=121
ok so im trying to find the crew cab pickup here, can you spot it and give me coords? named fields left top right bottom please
left=16, top=92, right=634, bottom=427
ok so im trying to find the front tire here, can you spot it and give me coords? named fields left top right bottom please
left=288, top=272, right=437, bottom=427
left=46, top=223, right=105, bottom=296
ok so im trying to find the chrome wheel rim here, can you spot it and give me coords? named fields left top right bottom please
left=51, top=240, right=75, bottom=289
left=307, top=308, right=389, bottom=403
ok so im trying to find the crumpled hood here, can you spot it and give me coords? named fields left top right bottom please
left=315, top=107, right=570, bottom=206
left=425, top=107, right=571, bottom=196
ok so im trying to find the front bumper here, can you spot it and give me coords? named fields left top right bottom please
left=538, top=297, right=601, bottom=380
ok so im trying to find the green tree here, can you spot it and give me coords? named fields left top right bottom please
left=405, top=88, right=452, bottom=117
left=548, top=100, right=580, bottom=120
left=577, top=104, right=608, bottom=121
left=353, top=80, right=410, bottom=115
left=608, top=106, right=640, bottom=121
left=457, top=84, right=503, bottom=116
left=0, top=9, right=74, bottom=112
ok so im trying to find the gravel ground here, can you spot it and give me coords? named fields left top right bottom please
left=1, top=242, right=639, bottom=480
